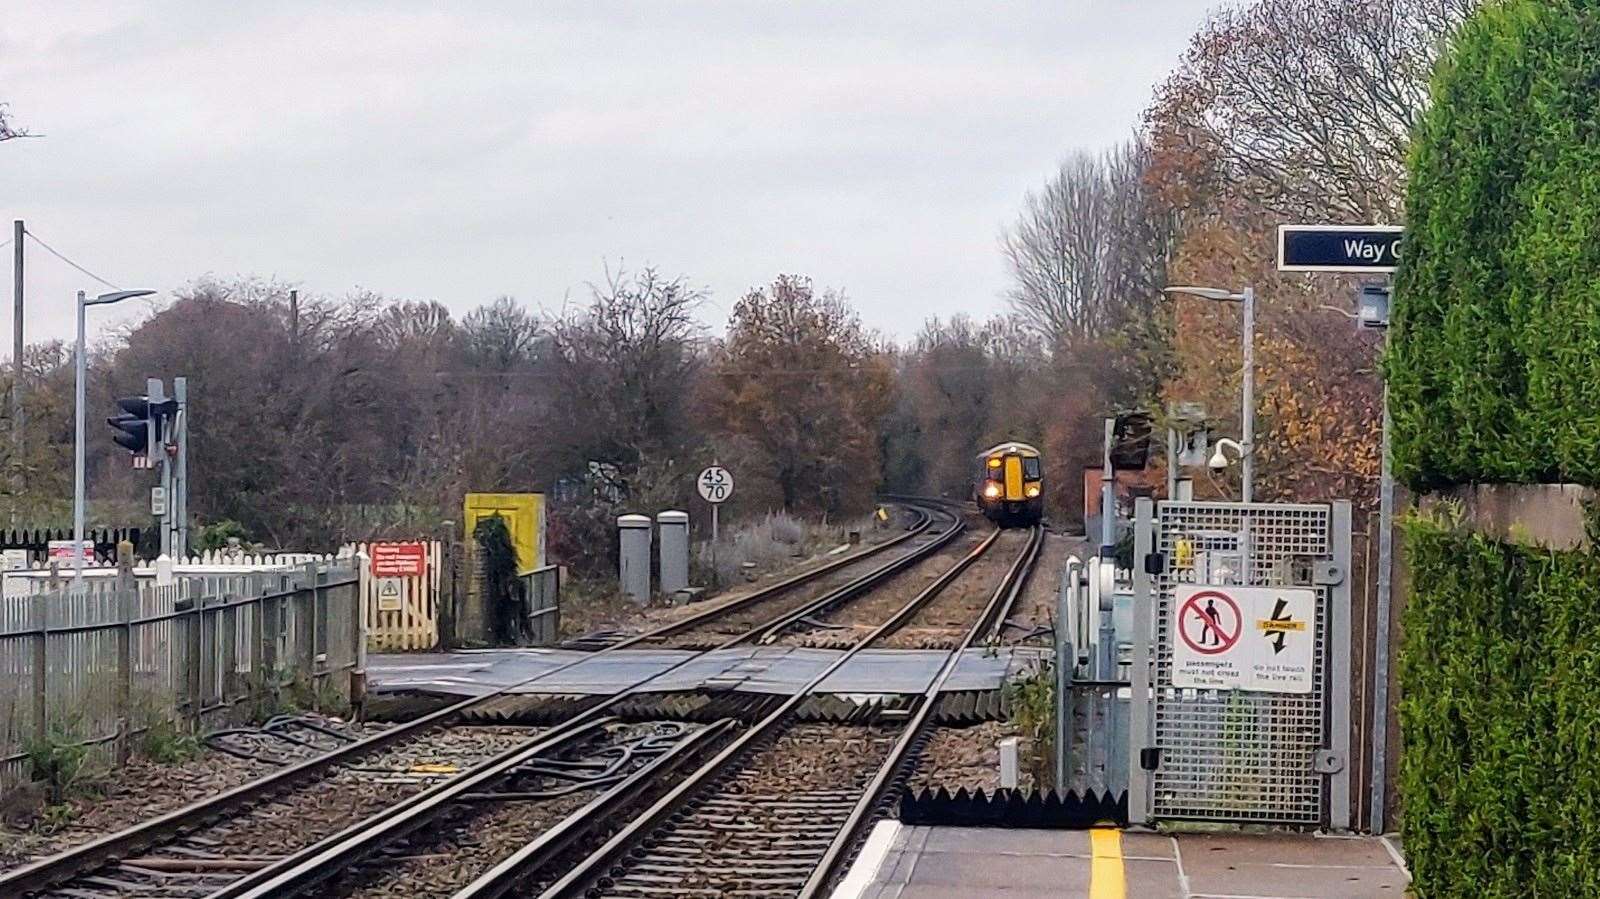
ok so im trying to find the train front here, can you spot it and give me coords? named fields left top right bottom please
left=976, top=443, right=1043, bottom=526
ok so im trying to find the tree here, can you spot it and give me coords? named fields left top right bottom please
left=1147, top=0, right=1477, bottom=222
left=547, top=266, right=706, bottom=496
left=709, top=275, right=892, bottom=516
left=1002, top=140, right=1173, bottom=351
left=0, top=104, right=29, bottom=142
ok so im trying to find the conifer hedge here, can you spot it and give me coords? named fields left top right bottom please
left=1393, top=4, right=1600, bottom=894
left=1390, top=0, right=1600, bottom=488
left=1400, top=517, right=1600, bottom=896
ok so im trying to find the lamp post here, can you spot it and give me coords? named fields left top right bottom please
left=1165, top=285, right=1255, bottom=502
left=74, top=289, right=154, bottom=581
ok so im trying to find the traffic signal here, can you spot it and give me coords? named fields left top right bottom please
left=109, top=395, right=177, bottom=455
left=1110, top=410, right=1153, bottom=470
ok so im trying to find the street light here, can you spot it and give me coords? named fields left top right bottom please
left=1165, top=284, right=1255, bottom=502
left=74, top=289, right=154, bottom=581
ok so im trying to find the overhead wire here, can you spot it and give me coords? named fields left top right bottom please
left=23, top=228, right=123, bottom=290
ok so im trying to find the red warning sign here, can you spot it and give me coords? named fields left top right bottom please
left=1177, top=590, right=1241, bottom=655
left=371, top=542, right=427, bottom=578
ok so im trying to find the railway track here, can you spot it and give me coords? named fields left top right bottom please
left=0, top=500, right=963, bottom=899
left=459, top=522, right=1044, bottom=899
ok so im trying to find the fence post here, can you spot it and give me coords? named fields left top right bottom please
left=304, top=562, right=322, bottom=694
left=30, top=587, right=47, bottom=755
left=186, top=585, right=203, bottom=728
left=352, top=551, right=369, bottom=716
left=114, top=541, right=135, bottom=764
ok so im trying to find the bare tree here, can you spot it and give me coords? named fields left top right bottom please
left=0, top=104, right=29, bottom=142
left=1002, top=140, right=1172, bottom=348
left=1148, top=0, right=1478, bottom=221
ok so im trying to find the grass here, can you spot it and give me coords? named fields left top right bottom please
left=1006, top=665, right=1056, bottom=790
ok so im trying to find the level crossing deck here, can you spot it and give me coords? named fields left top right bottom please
left=369, top=646, right=1039, bottom=697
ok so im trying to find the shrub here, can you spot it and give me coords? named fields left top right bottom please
left=1399, top=515, right=1600, bottom=896
left=1389, top=0, right=1600, bottom=489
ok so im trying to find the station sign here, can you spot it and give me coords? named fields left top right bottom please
left=370, top=541, right=427, bottom=578
left=1277, top=224, right=1404, bottom=273
left=1171, top=584, right=1315, bottom=694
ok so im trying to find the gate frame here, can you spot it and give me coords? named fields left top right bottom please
left=1128, top=497, right=1352, bottom=831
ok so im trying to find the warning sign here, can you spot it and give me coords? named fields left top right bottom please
left=1171, top=585, right=1315, bottom=694
left=371, top=542, right=427, bottom=578
left=376, top=576, right=404, bottom=612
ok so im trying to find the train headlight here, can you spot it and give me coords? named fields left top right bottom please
left=1026, top=485, right=1041, bottom=498
left=987, top=458, right=1002, bottom=469
left=983, top=483, right=1002, bottom=499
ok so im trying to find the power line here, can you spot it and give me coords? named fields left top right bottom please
left=23, top=229, right=122, bottom=290
left=0, top=238, right=11, bottom=252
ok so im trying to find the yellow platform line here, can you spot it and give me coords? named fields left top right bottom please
left=1089, top=827, right=1126, bottom=899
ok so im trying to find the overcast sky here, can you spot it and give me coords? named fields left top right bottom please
left=2, top=1, right=1217, bottom=346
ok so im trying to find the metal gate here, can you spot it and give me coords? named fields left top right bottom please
left=1128, top=499, right=1352, bottom=829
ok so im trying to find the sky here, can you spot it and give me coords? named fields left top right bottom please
left=1, top=1, right=1218, bottom=346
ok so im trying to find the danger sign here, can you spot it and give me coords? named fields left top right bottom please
left=1171, top=584, right=1315, bottom=693
left=371, top=542, right=427, bottom=578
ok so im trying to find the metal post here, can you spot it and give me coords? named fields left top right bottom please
left=114, top=544, right=135, bottom=763
left=1127, top=498, right=1156, bottom=824
left=1101, top=418, right=1115, bottom=555
left=1241, top=286, right=1256, bottom=503
left=72, top=291, right=87, bottom=581
left=1330, top=500, right=1354, bottom=831
left=174, top=377, right=188, bottom=556
left=12, top=220, right=22, bottom=488
left=1055, top=556, right=1083, bottom=791
left=1166, top=426, right=1178, bottom=499
left=1370, top=374, right=1395, bottom=833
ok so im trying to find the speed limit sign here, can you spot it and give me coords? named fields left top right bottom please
left=697, top=466, right=734, bottom=503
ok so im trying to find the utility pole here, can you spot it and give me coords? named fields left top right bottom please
left=11, top=220, right=22, bottom=501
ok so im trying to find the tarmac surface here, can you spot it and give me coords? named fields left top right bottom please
left=835, top=824, right=1411, bottom=899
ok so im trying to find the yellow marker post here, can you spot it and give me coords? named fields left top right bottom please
left=1089, top=827, right=1125, bottom=899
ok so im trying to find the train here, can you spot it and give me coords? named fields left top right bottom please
left=974, top=441, right=1043, bottom=526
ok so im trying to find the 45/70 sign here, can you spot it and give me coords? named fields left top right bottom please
left=697, top=466, right=734, bottom=503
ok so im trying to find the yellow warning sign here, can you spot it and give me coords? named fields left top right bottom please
left=1256, top=619, right=1307, bottom=633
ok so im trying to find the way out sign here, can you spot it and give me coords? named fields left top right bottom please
left=1171, top=584, right=1315, bottom=694
left=1278, top=225, right=1404, bottom=273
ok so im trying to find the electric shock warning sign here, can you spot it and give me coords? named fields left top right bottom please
left=1171, top=584, right=1315, bottom=694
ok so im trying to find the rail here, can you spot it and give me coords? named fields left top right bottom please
left=0, top=500, right=959, bottom=898
left=521, top=518, right=1033, bottom=899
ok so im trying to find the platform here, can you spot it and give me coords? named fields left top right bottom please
left=838, top=824, right=1411, bottom=898
left=835, top=824, right=1411, bottom=899
left=369, top=646, right=1041, bottom=698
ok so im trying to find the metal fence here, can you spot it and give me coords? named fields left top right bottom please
left=0, top=562, right=360, bottom=786
left=521, top=564, right=561, bottom=646
left=1129, top=499, right=1352, bottom=829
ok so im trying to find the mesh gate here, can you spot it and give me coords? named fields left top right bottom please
left=1130, top=500, right=1352, bottom=828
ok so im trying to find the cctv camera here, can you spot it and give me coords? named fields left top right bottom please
left=1208, top=449, right=1230, bottom=471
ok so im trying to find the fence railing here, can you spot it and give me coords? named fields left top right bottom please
left=0, top=561, right=360, bottom=786
left=521, top=564, right=561, bottom=647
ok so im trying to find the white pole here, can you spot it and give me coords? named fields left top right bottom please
left=1241, top=286, right=1256, bottom=503
left=72, top=291, right=86, bottom=582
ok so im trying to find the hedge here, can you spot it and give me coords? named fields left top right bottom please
left=1400, top=515, right=1600, bottom=896
left=1389, top=0, right=1600, bottom=489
